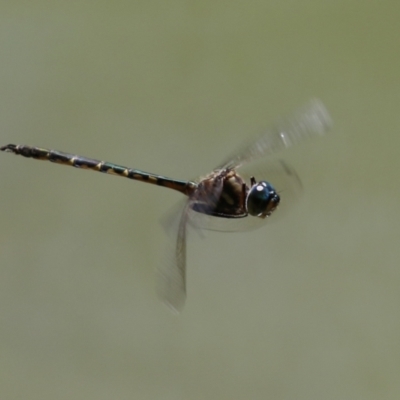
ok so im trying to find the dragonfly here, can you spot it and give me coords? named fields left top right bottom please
left=1, top=99, right=331, bottom=313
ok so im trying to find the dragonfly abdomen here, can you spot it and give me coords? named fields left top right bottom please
left=1, top=144, right=196, bottom=195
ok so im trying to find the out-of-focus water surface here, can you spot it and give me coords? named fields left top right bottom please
left=1, top=2, right=399, bottom=399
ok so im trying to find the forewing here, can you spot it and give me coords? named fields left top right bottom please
left=218, top=99, right=332, bottom=170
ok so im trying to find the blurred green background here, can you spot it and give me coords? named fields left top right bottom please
left=1, top=1, right=399, bottom=399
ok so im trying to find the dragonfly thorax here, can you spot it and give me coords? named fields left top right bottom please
left=246, top=181, right=280, bottom=218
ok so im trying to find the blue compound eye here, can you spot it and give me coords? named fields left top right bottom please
left=246, top=181, right=280, bottom=218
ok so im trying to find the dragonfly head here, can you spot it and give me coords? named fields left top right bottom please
left=246, top=181, right=280, bottom=218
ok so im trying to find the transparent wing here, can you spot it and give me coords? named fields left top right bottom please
left=156, top=99, right=331, bottom=310
left=157, top=200, right=190, bottom=314
left=190, top=159, right=302, bottom=232
left=218, top=99, right=332, bottom=170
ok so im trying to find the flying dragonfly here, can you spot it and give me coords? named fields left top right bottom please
left=1, top=99, right=331, bottom=313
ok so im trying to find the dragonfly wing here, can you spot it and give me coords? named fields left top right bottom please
left=157, top=200, right=190, bottom=314
left=218, top=99, right=332, bottom=170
